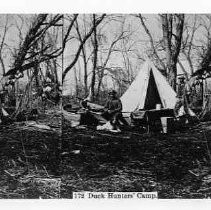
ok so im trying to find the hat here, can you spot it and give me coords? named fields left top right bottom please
left=108, top=90, right=117, bottom=95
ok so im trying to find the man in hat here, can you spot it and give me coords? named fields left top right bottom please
left=102, top=90, right=128, bottom=129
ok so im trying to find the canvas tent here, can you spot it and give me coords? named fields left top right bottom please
left=120, top=60, right=177, bottom=113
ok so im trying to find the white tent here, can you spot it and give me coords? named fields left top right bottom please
left=121, top=60, right=177, bottom=113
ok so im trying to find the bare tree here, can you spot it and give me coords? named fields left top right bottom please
left=0, top=15, right=10, bottom=76
left=96, top=28, right=130, bottom=97
left=180, top=15, right=199, bottom=76
left=4, top=14, right=79, bottom=80
left=137, top=14, right=185, bottom=90
left=72, top=14, right=132, bottom=99
left=95, top=16, right=139, bottom=97
left=5, top=14, right=64, bottom=77
left=90, top=14, right=98, bottom=100
left=62, top=14, right=106, bottom=82
left=160, top=14, right=185, bottom=90
left=198, top=15, right=211, bottom=70
left=74, top=16, right=89, bottom=94
left=1, top=14, right=71, bottom=110
left=137, top=14, right=166, bottom=71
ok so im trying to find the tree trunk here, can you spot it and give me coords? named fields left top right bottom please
left=82, top=50, right=88, bottom=95
left=52, top=59, right=59, bottom=85
left=74, top=67, right=79, bottom=97
left=96, top=68, right=104, bottom=98
left=62, top=14, right=106, bottom=82
left=90, top=14, right=98, bottom=101
left=161, top=14, right=184, bottom=91
left=167, top=62, right=177, bottom=91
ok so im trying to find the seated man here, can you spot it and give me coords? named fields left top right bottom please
left=102, top=90, right=128, bottom=129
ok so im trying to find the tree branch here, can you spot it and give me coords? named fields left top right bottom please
left=137, top=14, right=166, bottom=70
left=62, top=14, right=106, bottom=81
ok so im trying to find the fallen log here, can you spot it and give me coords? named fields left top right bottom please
left=96, top=132, right=131, bottom=139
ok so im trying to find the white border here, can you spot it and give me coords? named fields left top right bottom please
left=1, top=199, right=211, bottom=210
left=0, top=0, right=211, bottom=13
left=1, top=1, right=211, bottom=210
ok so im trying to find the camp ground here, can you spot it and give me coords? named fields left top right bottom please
left=1, top=14, right=211, bottom=199
left=63, top=60, right=196, bottom=133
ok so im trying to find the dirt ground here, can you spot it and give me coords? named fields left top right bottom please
left=62, top=120, right=211, bottom=199
left=1, top=110, right=211, bottom=198
left=0, top=109, right=61, bottom=198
